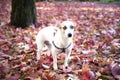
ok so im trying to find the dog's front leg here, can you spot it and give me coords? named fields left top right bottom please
left=37, top=51, right=40, bottom=60
left=64, top=49, right=72, bottom=67
left=52, top=50, right=58, bottom=70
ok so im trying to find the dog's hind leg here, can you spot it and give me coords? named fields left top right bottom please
left=36, top=41, right=44, bottom=61
left=52, top=49, right=58, bottom=70
left=45, top=41, right=51, bottom=56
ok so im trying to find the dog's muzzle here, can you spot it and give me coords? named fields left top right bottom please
left=68, top=33, right=72, bottom=37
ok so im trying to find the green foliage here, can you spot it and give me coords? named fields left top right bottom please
left=99, top=0, right=114, bottom=3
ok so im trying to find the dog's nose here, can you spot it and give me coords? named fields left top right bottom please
left=68, top=33, right=72, bottom=37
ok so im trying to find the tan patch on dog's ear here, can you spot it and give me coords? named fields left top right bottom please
left=58, top=23, right=63, bottom=30
left=73, top=22, right=76, bottom=27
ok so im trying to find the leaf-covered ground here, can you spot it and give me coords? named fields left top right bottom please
left=0, top=0, right=120, bottom=80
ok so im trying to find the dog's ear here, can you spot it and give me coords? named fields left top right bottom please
left=57, top=23, right=63, bottom=30
left=72, top=21, right=76, bottom=27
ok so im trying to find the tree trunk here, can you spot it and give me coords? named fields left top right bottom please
left=10, top=0, right=37, bottom=28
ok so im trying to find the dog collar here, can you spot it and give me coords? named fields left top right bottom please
left=52, top=41, right=71, bottom=53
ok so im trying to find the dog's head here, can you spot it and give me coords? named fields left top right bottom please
left=59, top=21, right=76, bottom=38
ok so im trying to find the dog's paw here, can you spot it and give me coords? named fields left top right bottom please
left=36, top=56, right=40, bottom=61
left=53, top=64, right=58, bottom=70
left=63, top=66, right=72, bottom=73
left=64, top=62, right=68, bottom=67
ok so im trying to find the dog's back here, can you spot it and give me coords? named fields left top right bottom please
left=36, top=26, right=58, bottom=41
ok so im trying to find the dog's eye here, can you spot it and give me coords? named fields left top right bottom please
left=63, top=26, right=67, bottom=30
left=70, top=25, right=73, bottom=29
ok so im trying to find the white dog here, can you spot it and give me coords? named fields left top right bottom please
left=36, top=21, right=75, bottom=70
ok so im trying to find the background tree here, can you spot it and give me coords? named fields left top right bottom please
left=10, top=0, right=37, bottom=28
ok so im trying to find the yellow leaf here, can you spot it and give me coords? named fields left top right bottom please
left=82, top=62, right=90, bottom=72
left=101, top=30, right=107, bottom=34
left=93, top=29, right=97, bottom=34
left=35, top=77, right=42, bottom=80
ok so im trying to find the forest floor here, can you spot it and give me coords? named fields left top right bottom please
left=0, top=0, right=120, bottom=80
